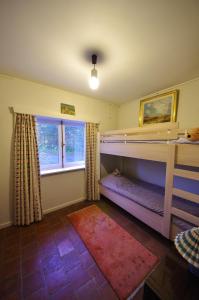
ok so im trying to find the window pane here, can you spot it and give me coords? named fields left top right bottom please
left=37, top=121, right=60, bottom=169
left=64, top=124, right=85, bottom=163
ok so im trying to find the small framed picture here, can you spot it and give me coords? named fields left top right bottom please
left=61, top=103, right=75, bottom=116
left=139, top=90, right=178, bottom=126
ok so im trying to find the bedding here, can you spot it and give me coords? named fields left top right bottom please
left=172, top=217, right=194, bottom=231
left=101, top=174, right=164, bottom=215
left=100, top=174, right=199, bottom=228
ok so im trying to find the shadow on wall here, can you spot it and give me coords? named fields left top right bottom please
left=100, top=154, right=123, bottom=179
left=123, top=158, right=166, bottom=187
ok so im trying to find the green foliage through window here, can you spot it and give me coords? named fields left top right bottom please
left=36, top=118, right=85, bottom=170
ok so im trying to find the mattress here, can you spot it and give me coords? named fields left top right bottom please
left=100, top=174, right=199, bottom=228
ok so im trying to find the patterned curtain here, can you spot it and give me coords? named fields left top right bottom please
left=86, top=122, right=100, bottom=201
left=14, top=113, right=43, bottom=225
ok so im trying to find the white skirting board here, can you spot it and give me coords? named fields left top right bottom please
left=0, top=196, right=86, bottom=229
left=0, top=221, right=12, bottom=229
left=43, top=196, right=86, bottom=214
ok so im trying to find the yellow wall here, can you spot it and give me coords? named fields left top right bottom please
left=118, top=77, right=199, bottom=129
left=117, top=77, right=199, bottom=190
left=1, top=74, right=199, bottom=227
left=0, top=75, right=118, bottom=227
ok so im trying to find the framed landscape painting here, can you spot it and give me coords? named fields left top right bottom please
left=139, top=90, right=178, bottom=126
left=61, top=103, right=75, bottom=116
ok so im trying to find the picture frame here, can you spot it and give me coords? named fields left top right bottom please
left=139, top=90, right=178, bottom=127
left=61, top=103, right=75, bottom=116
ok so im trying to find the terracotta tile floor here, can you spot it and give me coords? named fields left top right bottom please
left=0, top=198, right=179, bottom=300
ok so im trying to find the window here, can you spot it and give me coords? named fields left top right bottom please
left=36, top=117, right=85, bottom=173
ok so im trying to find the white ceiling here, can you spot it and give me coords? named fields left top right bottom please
left=0, top=0, right=199, bottom=104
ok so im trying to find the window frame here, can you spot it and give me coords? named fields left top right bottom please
left=36, top=117, right=85, bottom=173
left=63, top=120, right=85, bottom=169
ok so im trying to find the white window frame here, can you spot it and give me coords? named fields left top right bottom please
left=63, top=120, right=85, bottom=169
left=36, top=117, right=85, bottom=173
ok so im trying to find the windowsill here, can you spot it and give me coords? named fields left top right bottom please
left=41, top=165, right=85, bottom=176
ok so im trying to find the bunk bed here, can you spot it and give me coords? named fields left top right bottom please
left=99, top=122, right=199, bottom=240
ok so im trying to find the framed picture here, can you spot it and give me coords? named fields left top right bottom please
left=139, top=90, right=178, bottom=126
left=61, top=103, right=75, bottom=116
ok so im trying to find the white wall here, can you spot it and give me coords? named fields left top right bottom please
left=118, top=77, right=199, bottom=129
left=0, top=74, right=118, bottom=227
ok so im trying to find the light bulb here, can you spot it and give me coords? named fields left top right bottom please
left=89, top=68, right=100, bottom=90
left=89, top=76, right=100, bottom=90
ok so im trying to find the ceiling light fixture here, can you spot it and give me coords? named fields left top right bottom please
left=89, top=54, right=100, bottom=90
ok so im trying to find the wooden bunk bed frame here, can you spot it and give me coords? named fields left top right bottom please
left=99, top=122, right=199, bottom=240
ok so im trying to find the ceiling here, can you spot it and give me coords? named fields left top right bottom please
left=0, top=0, right=199, bottom=104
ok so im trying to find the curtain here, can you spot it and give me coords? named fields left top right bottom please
left=14, top=113, right=43, bottom=225
left=86, top=122, right=100, bottom=201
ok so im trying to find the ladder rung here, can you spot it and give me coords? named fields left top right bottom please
left=172, top=207, right=199, bottom=226
left=173, top=188, right=199, bottom=204
left=174, top=168, right=199, bottom=181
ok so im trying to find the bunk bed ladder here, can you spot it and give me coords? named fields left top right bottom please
left=162, top=144, right=176, bottom=238
left=171, top=168, right=199, bottom=227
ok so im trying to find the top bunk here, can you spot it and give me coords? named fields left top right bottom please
left=100, top=122, right=199, bottom=167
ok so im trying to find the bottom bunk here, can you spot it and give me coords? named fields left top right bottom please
left=100, top=174, right=199, bottom=239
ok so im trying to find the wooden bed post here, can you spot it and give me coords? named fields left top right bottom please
left=162, top=144, right=176, bottom=238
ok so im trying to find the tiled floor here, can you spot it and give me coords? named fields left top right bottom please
left=0, top=198, right=180, bottom=300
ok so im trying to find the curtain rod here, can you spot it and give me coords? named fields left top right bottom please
left=9, top=106, right=100, bottom=125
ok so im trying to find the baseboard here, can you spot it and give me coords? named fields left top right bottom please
left=0, top=197, right=86, bottom=230
left=43, top=196, right=86, bottom=214
left=0, top=221, right=12, bottom=230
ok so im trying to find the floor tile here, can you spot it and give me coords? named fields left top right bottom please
left=1, top=274, right=21, bottom=299
left=1, top=258, right=21, bottom=279
left=61, top=249, right=81, bottom=272
left=75, top=279, right=102, bottom=300
left=99, top=282, right=119, bottom=300
left=0, top=199, right=185, bottom=300
left=4, top=235, right=20, bottom=248
left=50, top=284, right=76, bottom=300
left=1, top=290, right=22, bottom=300
left=25, top=288, right=48, bottom=300
left=37, top=236, right=58, bottom=259
left=57, top=238, right=74, bottom=257
left=65, top=265, right=91, bottom=289
left=87, top=264, right=107, bottom=287
left=79, top=250, right=95, bottom=270
left=23, top=270, right=45, bottom=298
left=3, top=249, right=21, bottom=264
left=21, top=233, right=37, bottom=247
left=20, top=225, right=36, bottom=237
left=42, top=253, right=63, bottom=274
left=21, top=241, right=39, bottom=262
left=22, top=255, right=41, bottom=277
left=5, top=226, right=20, bottom=238
left=45, top=268, right=69, bottom=295
left=73, top=239, right=87, bottom=254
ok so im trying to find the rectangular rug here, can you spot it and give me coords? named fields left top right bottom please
left=68, top=205, right=158, bottom=300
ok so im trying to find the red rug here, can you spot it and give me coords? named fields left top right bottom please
left=68, top=205, right=158, bottom=300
